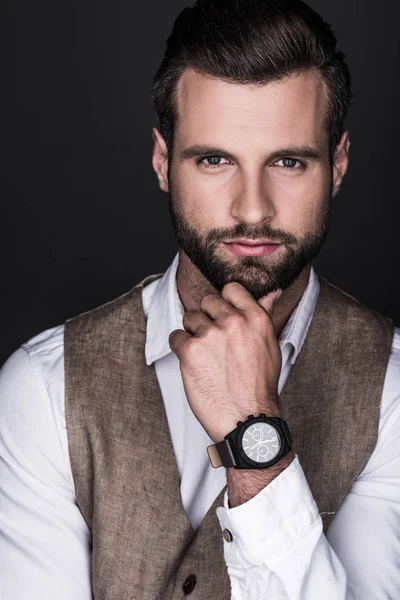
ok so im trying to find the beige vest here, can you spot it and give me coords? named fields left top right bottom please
left=64, top=275, right=393, bottom=599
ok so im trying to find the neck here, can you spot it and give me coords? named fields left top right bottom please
left=176, top=249, right=311, bottom=339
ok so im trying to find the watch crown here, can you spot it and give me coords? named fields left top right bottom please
left=247, top=414, right=255, bottom=420
left=237, top=420, right=244, bottom=427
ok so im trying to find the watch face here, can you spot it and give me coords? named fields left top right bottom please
left=241, top=422, right=281, bottom=464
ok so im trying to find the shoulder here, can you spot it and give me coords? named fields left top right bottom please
left=22, top=323, right=65, bottom=375
left=65, top=287, right=143, bottom=341
left=318, top=278, right=394, bottom=348
left=320, top=278, right=392, bottom=323
left=65, top=273, right=164, bottom=335
left=1, top=324, right=65, bottom=398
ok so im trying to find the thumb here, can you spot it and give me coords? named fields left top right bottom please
left=257, top=289, right=282, bottom=316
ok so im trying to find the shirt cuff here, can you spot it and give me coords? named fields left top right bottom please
left=216, top=454, right=321, bottom=569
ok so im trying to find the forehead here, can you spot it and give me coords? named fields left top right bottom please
left=174, top=68, right=329, bottom=150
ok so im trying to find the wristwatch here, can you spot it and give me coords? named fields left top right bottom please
left=207, top=413, right=293, bottom=469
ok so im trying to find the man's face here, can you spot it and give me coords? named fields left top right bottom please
left=153, top=68, right=349, bottom=299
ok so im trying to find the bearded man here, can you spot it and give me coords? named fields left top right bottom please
left=1, top=0, right=399, bottom=599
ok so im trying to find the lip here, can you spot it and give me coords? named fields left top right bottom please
left=223, top=241, right=281, bottom=257
left=224, top=239, right=280, bottom=246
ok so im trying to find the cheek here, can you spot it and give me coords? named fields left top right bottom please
left=270, top=169, right=330, bottom=234
left=171, top=166, right=228, bottom=229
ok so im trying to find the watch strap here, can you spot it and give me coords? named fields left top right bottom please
left=281, top=419, right=293, bottom=447
left=207, top=439, right=236, bottom=468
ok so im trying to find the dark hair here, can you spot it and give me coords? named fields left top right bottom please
left=151, top=0, right=352, bottom=159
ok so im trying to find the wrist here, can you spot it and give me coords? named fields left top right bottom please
left=227, top=450, right=295, bottom=507
left=208, top=412, right=292, bottom=474
left=212, top=401, right=281, bottom=443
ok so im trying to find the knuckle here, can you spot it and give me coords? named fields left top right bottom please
left=182, top=337, right=197, bottom=359
left=168, top=330, right=180, bottom=349
left=200, top=293, right=217, bottom=309
left=201, top=326, right=214, bottom=343
left=169, top=329, right=179, bottom=342
left=257, top=307, right=273, bottom=328
left=224, top=311, right=244, bottom=331
left=223, top=311, right=238, bottom=326
left=182, top=309, right=197, bottom=326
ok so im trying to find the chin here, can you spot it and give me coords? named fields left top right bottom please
left=214, top=268, right=281, bottom=299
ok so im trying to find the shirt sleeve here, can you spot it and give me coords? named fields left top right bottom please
left=0, top=344, right=92, bottom=600
left=216, top=332, right=400, bottom=600
left=217, top=455, right=355, bottom=600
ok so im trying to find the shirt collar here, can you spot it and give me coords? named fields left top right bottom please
left=144, top=252, right=184, bottom=366
left=144, top=251, right=319, bottom=367
left=279, top=267, right=319, bottom=364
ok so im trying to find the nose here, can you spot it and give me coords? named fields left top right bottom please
left=229, top=169, right=275, bottom=225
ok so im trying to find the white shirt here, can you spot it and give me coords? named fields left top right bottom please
left=1, top=251, right=400, bottom=600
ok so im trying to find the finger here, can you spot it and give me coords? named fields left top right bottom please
left=169, top=328, right=191, bottom=359
left=199, top=293, right=237, bottom=320
left=182, top=309, right=212, bottom=335
left=220, top=281, right=258, bottom=312
left=257, top=289, right=282, bottom=317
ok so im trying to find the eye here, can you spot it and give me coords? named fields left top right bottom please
left=272, top=157, right=304, bottom=170
left=198, top=155, right=230, bottom=168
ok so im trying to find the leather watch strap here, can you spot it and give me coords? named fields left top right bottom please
left=207, top=439, right=236, bottom=468
left=281, top=419, right=293, bottom=447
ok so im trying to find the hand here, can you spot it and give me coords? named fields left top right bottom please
left=169, top=282, right=282, bottom=442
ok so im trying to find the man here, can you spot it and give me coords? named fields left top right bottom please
left=0, top=0, right=399, bottom=598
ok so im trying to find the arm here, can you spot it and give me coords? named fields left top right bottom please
left=0, top=342, right=92, bottom=600
left=169, top=278, right=400, bottom=600
left=216, top=333, right=400, bottom=600
left=218, top=455, right=356, bottom=600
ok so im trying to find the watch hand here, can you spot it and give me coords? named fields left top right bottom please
left=250, top=437, right=276, bottom=450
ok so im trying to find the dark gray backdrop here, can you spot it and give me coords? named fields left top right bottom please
left=2, top=0, right=400, bottom=366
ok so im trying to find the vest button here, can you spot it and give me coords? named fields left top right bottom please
left=182, top=574, right=197, bottom=595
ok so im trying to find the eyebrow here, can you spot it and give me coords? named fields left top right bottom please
left=180, top=144, right=323, bottom=163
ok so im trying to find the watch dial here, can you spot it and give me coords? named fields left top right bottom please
left=242, top=423, right=281, bottom=463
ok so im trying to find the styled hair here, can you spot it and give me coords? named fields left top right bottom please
left=151, top=0, right=352, bottom=158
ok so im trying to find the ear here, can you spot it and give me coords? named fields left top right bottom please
left=152, top=127, right=169, bottom=193
left=332, top=131, right=350, bottom=197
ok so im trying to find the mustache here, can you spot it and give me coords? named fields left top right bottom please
left=205, top=224, right=298, bottom=246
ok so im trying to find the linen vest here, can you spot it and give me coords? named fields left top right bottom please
left=64, top=274, right=394, bottom=600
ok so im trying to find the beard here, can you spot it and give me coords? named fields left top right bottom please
left=168, top=194, right=331, bottom=301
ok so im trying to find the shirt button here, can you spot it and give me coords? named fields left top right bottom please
left=182, top=574, right=197, bottom=595
left=222, top=528, right=233, bottom=543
